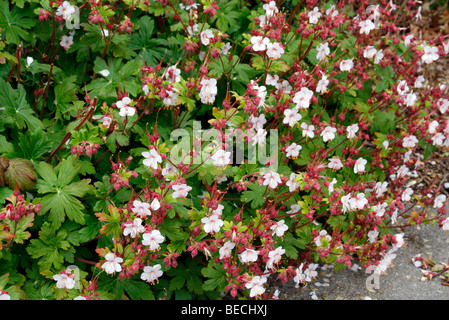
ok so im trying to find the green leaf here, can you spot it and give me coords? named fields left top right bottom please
left=0, top=1, right=35, bottom=44
left=0, top=135, right=13, bottom=154
left=0, top=79, right=43, bottom=131
left=201, top=264, right=227, bottom=292
left=35, top=156, right=94, bottom=228
left=370, top=111, right=396, bottom=134
left=18, top=129, right=54, bottom=162
left=5, top=213, right=34, bottom=244
left=167, top=259, right=204, bottom=295
left=241, top=183, right=266, bottom=209
left=160, top=218, right=187, bottom=242
left=26, top=222, right=74, bottom=275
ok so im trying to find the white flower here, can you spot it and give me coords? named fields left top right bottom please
left=251, top=36, right=270, bottom=51
left=368, top=229, right=379, bottom=243
left=119, top=106, right=136, bottom=117
left=187, top=23, right=198, bottom=36
left=26, top=56, right=34, bottom=67
left=211, top=149, right=231, bottom=168
left=401, top=187, right=413, bottom=202
left=326, top=5, right=338, bottom=17
left=308, top=7, right=321, bottom=24
left=123, top=218, right=145, bottom=238
left=339, top=59, right=354, bottom=72
left=437, top=98, right=449, bottom=114
left=132, top=200, right=151, bottom=218
left=300, top=122, right=315, bottom=138
left=283, top=107, right=302, bottom=127
left=293, top=87, right=314, bottom=109
left=321, top=126, right=337, bottom=142
left=431, top=133, right=445, bottom=146
left=251, top=128, right=267, bottom=146
left=316, top=42, right=330, bottom=61
left=392, top=233, right=405, bottom=251
left=422, top=45, right=439, bottom=64
left=266, top=74, right=279, bottom=86
left=285, top=143, right=302, bottom=158
left=0, top=291, right=10, bottom=300
left=275, top=80, right=292, bottom=93
left=314, top=230, right=331, bottom=247
left=179, top=1, right=199, bottom=10
left=265, top=74, right=279, bottom=86
left=263, top=1, right=279, bottom=18
left=415, top=75, right=425, bottom=88
left=271, top=220, right=288, bottom=237
left=287, top=204, right=301, bottom=216
left=199, top=78, right=218, bottom=104
left=363, top=46, right=377, bottom=59
left=346, top=124, right=359, bottom=139
left=56, top=1, right=76, bottom=21
left=53, top=271, right=76, bottom=289
left=266, top=42, right=284, bottom=59
left=212, top=204, right=224, bottom=216
left=221, top=42, right=231, bottom=55
left=142, top=230, right=165, bottom=250
left=293, top=264, right=307, bottom=287
left=397, top=80, right=409, bottom=95
left=341, top=194, right=352, bottom=213
left=102, top=252, right=123, bottom=274
left=246, top=276, right=267, bottom=298
left=165, top=65, right=181, bottom=83
left=60, top=35, right=74, bottom=51
left=286, top=173, right=300, bottom=192
left=404, top=91, right=417, bottom=107
left=98, top=69, right=110, bottom=77
left=396, top=165, right=409, bottom=178
left=328, top=157, right=343, bottom=170
left=374, top=49, right=384, bottom=64
left=316, top=74, right=329, bottom=94
left=163, top=89, right=179, bottom=106
left=266, top=247, right=285, bottom=269
left=201, top=214, right=224, bottom=234
left=304, top=263, right=318, bottom=281
left=142, top=149, right=162, bottom=170
left=141, top=264, right=163, bottom=284
left=441, top=218, right=449, bottom=231
left=172, top=183, right=192, bottom=199
left=349, top=193, right=368, bottom=210
left=249, top=114, right=267, bottom=130
left=354, top=157, right=367, bottom=174
left=328, top=177, right=337, bottom=194
left=200, top=29, right=214, bottom=45
left=359, top=19, right=375, bottom=35
left=239, top=248, right=259, bottom=263
left=429, top=120, right=439, bottom=134
left=373, top=181, right=388, bottom=198
left=372, top=202, right=388, bottom=217
left=116, top=96, right=131, bottom=109
left=263, top=170, right=282, bottom=189
left=402, top=135, right=418, bottom=148
left=434, top=194, right=447, bottom=209
left=219, top=241, right=235, bottom=259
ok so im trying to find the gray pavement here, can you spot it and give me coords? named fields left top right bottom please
left=272, top=222, right=449, bottom=300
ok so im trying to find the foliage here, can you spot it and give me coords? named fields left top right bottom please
left=0, top=0, right=448, bottom=300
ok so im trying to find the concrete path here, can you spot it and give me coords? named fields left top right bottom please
left=272, top=222, right=449, bottom=300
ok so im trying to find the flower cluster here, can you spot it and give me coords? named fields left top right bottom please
left=2, top=0, right=449, bottom=301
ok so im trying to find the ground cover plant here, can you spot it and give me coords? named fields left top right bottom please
left=0, top=0, right=449, bottom=300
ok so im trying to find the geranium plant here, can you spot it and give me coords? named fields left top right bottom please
left=0, top=0, right=448, bottom=300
